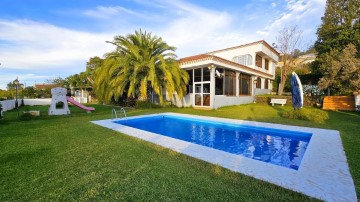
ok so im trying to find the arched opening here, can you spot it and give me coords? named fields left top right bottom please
left=56, top=101, right=64, bottom=109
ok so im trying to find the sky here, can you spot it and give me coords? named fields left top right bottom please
left=0, top=0, right=326, bottom=90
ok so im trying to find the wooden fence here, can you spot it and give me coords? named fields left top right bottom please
left=323, top=96, right=355, bottom=111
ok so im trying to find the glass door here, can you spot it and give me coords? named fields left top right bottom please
left=193, top=67, right=211, bottom=107
left=194, top=83, right=210, bottom=107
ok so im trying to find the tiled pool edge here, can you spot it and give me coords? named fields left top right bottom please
left=91, top=113, right=357, bottom=201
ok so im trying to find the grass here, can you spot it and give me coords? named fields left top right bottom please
left=1, top=103, right=359, bottom=201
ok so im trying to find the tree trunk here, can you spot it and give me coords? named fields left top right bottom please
left=278, top=74, right=287, bottom=95
left=278, top=83, right=283, bottom=95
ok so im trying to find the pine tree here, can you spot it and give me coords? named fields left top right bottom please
left=313, top=0, right=360, bottom=94
left=318, top=44, right=360, bottom=94
left=315, top=0, right=360, bottom=58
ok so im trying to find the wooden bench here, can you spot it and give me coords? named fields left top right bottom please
left=270, top=99, right=287, bottom=106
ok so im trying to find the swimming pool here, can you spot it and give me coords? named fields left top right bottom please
left=114, top=115, right=311, bottom=170
left=92, top=113, right=356, bottom=201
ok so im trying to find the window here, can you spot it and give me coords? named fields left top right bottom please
left=232, top=54, right=253, bottom=66
left=224, top=70, right=236, bottom=96
left=215, top=68, right=224, bottom=95
left=256, top=77, right=261, bottom=88
left=256, top=55, right=262, bottom=68
left=265, top=79, right=269, bottom=89
left=186, top=70, right=193, bottom=94
left=194, top=68, right=202, bottom=82
left=203, top=68, right=211, bottom=81
left=265, top=59, right=269, bottom=70
left=239, top=74, right=251, bottom=95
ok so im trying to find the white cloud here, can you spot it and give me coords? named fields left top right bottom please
left=83, top=6, right=145, bottom=19
left=256, top=0, right=326, bottom=47
left=152, top=0, right=257, bottom=56
left=271, top=2, right=277, bottom=7
left=0, top=19, right=114, bottom=70
left=0, top=19, right=118, bottom=89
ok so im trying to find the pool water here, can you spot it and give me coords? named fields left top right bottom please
left=115, top=115, right=312, bottom=170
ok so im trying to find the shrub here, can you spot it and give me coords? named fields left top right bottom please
left=280, top=108, right=329, bottom=124
left=135, top=100, right=162, bottom=109
left=20, top=112, right=36, bottom=121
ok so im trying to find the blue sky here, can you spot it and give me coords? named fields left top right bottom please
left=0, top=0, right=325, bottom=89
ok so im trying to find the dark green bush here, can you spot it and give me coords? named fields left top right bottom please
left=135, top=100, right=162, bottom=109
left=280, top=108, right=329, bottom=124
left=20, top=112, right=36, bottom=121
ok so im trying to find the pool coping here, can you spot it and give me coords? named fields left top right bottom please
left=91, top=112, right=357, bottom=201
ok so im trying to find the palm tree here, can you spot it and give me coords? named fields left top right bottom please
left=94, top=30, right=189, bottom=104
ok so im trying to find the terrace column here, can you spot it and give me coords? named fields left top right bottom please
left=236, top=72, right=240, bottom=96
left=210, top=66, right=215, bottom=109
left=252, top=76, right=257, bottom=97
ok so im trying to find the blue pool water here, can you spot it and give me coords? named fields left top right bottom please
left=115, top=115, right=312, bottom=170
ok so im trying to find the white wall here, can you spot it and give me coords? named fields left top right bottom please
left=213, top=95, right=254, bottom=109
left=212, top=44, right=260, bottom=68
left=255, top=88, right=271, bottom=95
left=211, top=43, right=279, bottom=74
left=74, top=97, right=88, bottom=104
left=355, top=94, right=360, bottom=106
left=0, top=100, right=16, bottom=111
left=24, top=99, right=52, bottom=106
left=0, top=98, right=53, bottom=112
left=260, top=45, right=279, bottom=63
left=171, top=94, right=192, bottom=107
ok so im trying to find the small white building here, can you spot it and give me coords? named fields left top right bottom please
left=172, top=40, right=279, bottom=109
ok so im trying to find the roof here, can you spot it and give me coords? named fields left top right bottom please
left=207, top=40, right=280, bottom=57
left=179, top=54, right=273, bottom=78
left=34, top=83, right=58, bottom=90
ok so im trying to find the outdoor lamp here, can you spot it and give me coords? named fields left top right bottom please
left=20, top=84, right=24, bottom=106
left=13, top=78, right=19, bottom=109
left=13, top=78, right=19, bottom=85
left=13, top=78, right=19, bottom=117
left=253, top=78, right=258, bottom=85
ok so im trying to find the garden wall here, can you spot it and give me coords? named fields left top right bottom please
left=255, top=95, right=318, bottom=107
left=0, top=99, right=52, bottom=112
left=24, top=98, right=52, bottom=106
left=0, top=100, right=16, bottom=111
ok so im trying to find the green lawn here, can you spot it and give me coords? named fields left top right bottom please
left=1, top=104, right=359, bottom=201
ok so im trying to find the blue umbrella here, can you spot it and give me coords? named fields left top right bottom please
left=290, top=72, right=303, bottom=109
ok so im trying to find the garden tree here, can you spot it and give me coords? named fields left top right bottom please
left=313, top=0, right=360, bottom=94
left=95, top=30, right=189, bottom=104
left=85, top=56, right=103, bottom=85
left=86, top=56, right=103, bottom=71
left=23, top=86, right=37, bottom=98
left=6, top=82, right=15, bottom=91
left=318, top=44, right=360, bottom=94
left=0, top=89, right=11, bottom=98
left=66, top=73, right=91, bottom=88
left=64, top=57, right=102, bottom=89
left=315, top=0, right=360, bottom=59
left=46, top=77, right=68, bottom=87
left=275, top=26, right=302, bottom=95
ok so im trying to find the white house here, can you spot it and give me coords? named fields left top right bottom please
left=171, top=40, right=279, bottom=109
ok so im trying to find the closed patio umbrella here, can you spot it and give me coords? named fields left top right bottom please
left=290, top=72, right=303, bottom=109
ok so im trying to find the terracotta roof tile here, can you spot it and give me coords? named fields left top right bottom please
left=34, top=84, right=58, bottom=90
left=179, top=54, right=211, bottom=63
